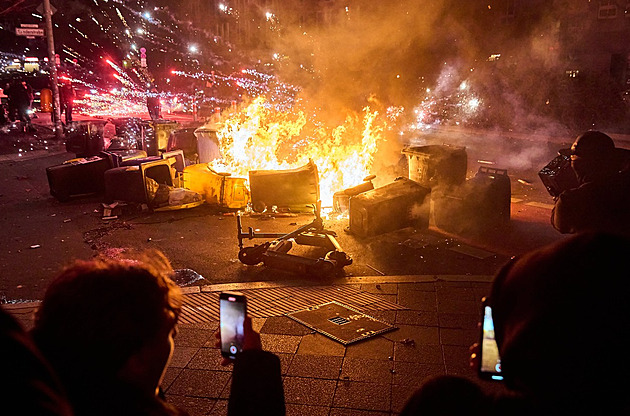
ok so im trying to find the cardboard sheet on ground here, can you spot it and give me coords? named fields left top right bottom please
left=286, top=301, right=397, bottom=345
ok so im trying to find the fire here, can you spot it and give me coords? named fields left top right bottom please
left=208, top=97, right=386, bottom=208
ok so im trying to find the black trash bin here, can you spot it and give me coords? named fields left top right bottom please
left=65, top=120, right=108, bottom=157
left=167, top=127, right=200, bottom=163
left=109, top=117, right=144, bottom=150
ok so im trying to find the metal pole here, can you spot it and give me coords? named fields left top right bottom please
left=43, top=0, right=63, bottom=140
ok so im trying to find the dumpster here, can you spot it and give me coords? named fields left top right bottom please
left=401, top=144, right=467, bottom=189
left=193, top=127, right=221, bottom=163
left=144, top=120, right=180, bottom=156
left=65, top=120, right=108, bottom=157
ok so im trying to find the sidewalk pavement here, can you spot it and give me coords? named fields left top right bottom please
left=5, top=274, right=508, bottom=416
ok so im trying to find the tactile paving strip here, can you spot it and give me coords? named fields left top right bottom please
left=179, top=285, right=407, bottom=324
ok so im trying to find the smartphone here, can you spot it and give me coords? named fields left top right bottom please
left=478, top=298, right=503, bottom=381
left=219, top=291, right=247, bottom=359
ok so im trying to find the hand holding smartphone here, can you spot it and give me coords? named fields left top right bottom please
left=478, top=297, right=503, bottom=381
left=219, top=291, right=247, bottom=360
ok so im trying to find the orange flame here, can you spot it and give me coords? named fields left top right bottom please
left=208, top=97, right=386, bottom=207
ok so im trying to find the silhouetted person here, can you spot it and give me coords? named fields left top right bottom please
left=551, top=130, right=630, bottom=237
left=147, top=87, right=161, bottom=120
left=30, top=251, right=189, bottom=416
left=401, top=232, right=630, bottom=415
left=1, top=306, right=74, bottom=416
left=6, top=78, right=33, bottom=131
left=31, top=250, right=285, bottom=416
left=59, top=81, right=76, bottom=124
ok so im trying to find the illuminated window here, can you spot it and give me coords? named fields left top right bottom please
left=598, top=0, right=618, bottom=19
left=487, top=54, right=501, bottom=62
left=566, top=69, right=579, bottom=78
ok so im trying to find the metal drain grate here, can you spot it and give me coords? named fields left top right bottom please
left=329, top=316, right=350, bottom=325
left=179, top=285, right=407, bottom=324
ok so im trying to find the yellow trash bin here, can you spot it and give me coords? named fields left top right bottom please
left=182, top=163, right=249, bottom=209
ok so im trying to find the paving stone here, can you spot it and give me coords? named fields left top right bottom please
left=393, top=342, right=443, bottom=364
left=436, top=285, right=478, bottom=302
left=397, top=290, right=437, bottom=311
left=283, top=376, right=336, bottom=406
left=359, top=282, right=398, bottom=294
left=251, top=317, right=266, bottom=333
left=165, top=394, right=216, bottom=416
left=219, top=377, right=231, bottom=399
left=203, top=328, right=221, bottom=348
left=392, top=362, right=445, bottom=386
left=286, top=404, right=330, bottom=416
left=435, top=281, right=473, bottom=288
left=439, top=327, right=478, bottom=346
left=276, top=352, right=294, bottom=375
left=162, top=366, right=183, bottom=391
left=260, top=333, right=302, bottom=354
left=167, top=369, right=231, bottom=398
left=391, top=383, right=422, bottom=413
left=395, top=310, right=439, bottom=326
left=362, top=309, right=397, bottom=324
left=296, top=333, right=346, bottom=356
left=442, top=344, right=473, bottom=376
left=170, top=346, right=199, bottom=368
left=398, top=282, right=437, bottom=292
left=187, top=347, right=231, bottom=371
left=260, top=315, right=314, bottom=336
left=438, top=312, right=479, bottom=329
left=175, top=325, right=216, bottom=348
left=383, top=324, right=439, bottom=344
left=340, top=357, right=393, bottom=383
left=345, top=336, right=393, bottom=360
left=287, top=354, right=343, bottom=379
left=207, top=399, right=228, bottom=416
left=436, top=298, right=478, bottom=314
left=332, top=380, right=391, bottom=412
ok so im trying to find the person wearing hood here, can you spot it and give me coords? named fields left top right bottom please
left=551, top=130, right=630, bottom=237
left=400, top=232, right=630, bottom=415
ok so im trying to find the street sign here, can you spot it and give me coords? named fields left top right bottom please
left=16, top=27, right=45, bottom=37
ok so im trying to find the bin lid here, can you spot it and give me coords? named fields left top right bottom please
left=401, top=144, right=466, bottom=156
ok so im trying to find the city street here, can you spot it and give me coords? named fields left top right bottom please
left=0, top=113, right=577, bottom=304
left=3, top=2, right=630, bottom=414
